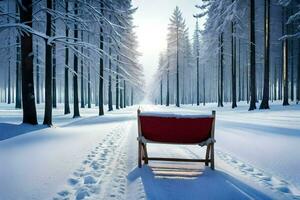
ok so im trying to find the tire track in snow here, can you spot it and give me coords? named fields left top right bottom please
left=53, top=122, right=130, bottom=200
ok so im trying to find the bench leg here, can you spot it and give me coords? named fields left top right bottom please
left=210, top=143, right=215, bottom=170
left=142, top=143, right=148, bottom=164
left=138, top=142, right=142, bottom=168
left=205, top=144, right=211, bottom=166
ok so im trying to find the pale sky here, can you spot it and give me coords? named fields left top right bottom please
left=132, top=0, right=205, bottom=89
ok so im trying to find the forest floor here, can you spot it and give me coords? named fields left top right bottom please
left=0, top=102, right=300, bottom=200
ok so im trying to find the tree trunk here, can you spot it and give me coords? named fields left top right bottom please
left=7, top=17, right=11, bottom=105
left=99, top=27, right=104, bottom=115
left=176, top=27, right=180, bottom=107
left=108, top=42, right=113, bottom=111
left=218, top=33, right=224, bottom=107
left=116, top=60, right=119, bottom=109
left=19, top=0, right=38, bottom=125
left=249, top=0, right=257, bottom=111
left=283, top=6, right=289, bottom=106
left=260, top=0, right=270, bottom=109
left=274, top=64, right=277, bottom=101
left=166, top=62, right=170, bottom=106
left=15, top=3, right=22, bottom=108
left=238, top=39, right=241, bottom=101
left=297, top=41, right=300, bottom=104
left=120, top=86, right=123, bottom=109
left=196, top=49, right=200, bottom=106
left=64, top=1, right=70, bottom=114
left=80, top=30, right=85, bottom=108
left=16, top=35, right=22, bottom=108
left=73, top=1, right=80, bottom=117
left=203, top=64, right=206, bottom=106
left=35, top=42, right=40, bottom=104
left=160, top=79, right=163, bottom=105
left=52, top=46, right=56, bottom=108
left=7, top=54, right=11, bottom=104
left=131, top=87, right=133, bottom=106
left=232, top=18, right=237, bottom=108
left=290, top=6, right=294, bottom=102
left=124, top=79, right=126, bottom=108
left=87, top=64, right=91, bottom=109
left=43, top=0, right=53, bottom=125
left=52, top=0, right=56, bottom=109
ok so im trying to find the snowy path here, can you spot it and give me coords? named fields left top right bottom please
left=1, top=103, right=300, bottom=200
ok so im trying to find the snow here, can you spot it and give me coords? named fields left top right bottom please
left=139, top=111, right=213, bottom=118
left=0, top=102, right=300, bottom=200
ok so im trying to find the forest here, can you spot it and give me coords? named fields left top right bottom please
left=0, top=0, right=144, bottom=126
left=151, top=0, right=300, bottom=111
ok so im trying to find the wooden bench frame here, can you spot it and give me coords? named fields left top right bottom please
left=137, top=109, right=216, bottom=170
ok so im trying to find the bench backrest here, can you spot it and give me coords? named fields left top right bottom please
left=138, top=110, right=216, bottom=144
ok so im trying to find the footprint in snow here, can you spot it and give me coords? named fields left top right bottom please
left=76, top=188, right=90, bottom=200
left=84, top=175, right=97, bottom=184
left=68, top=178, right=79, bottom=186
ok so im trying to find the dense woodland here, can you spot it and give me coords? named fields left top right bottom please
left=1, top=0, right=300, bottom=127
left=151, top=0, right=300, bottom=110
left=0, top=0, right=144, bottom=125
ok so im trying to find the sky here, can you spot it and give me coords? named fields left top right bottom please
left=131, top=0, right=206, bottom=89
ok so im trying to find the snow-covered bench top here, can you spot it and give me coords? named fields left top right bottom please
left=139, top=111, right=213, bottom=119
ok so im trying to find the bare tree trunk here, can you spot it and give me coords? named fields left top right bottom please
left=73, top=1, right=80, bottom=117
left=131, top=87, right=133, bottom=106
left=52, top=0, right=56, bottom=109
left=35, top=42, right=40, bottom=104
left=160, top=79, right=163, bottom=105
left=64, top=1, right=70, bottom=114
left=43, top=0, right=53, bottom=125
left=166, top=61, right=170, bottom=106
left=108, top=40, right=113, bottom=111
left=238, top=39, right=241, bottom=101
left=124, top=79, right=126, bottom=108
left=260, top=0, right=270, bottom=109
left=16, top=35, right=22, bottom=108
left=231, top=18, right=237, bottom=108
left=196, top=47, right=199, bottom=106
left=120, top=82, right=123, bottom=109
left=274, top=64, right=277, bottom=101
left=99, top=27, right=104, bottom=115
left=87, top=51, right=91, bottom=109
left=283, top=6, right=289, bottom=106
left=7, top=53, right=11, bottom=104
left=116, top=59, right=119, bottom=109
left=297, top=41, right=300, bottom=104
left=7, top=12, right=11, bottom=105
left=15, top=3, right=22, bottom=108
left=249, top=0, right=257, bottom=111
left=176, top=27, right=180, bottom=107
left=19, top=0, right=38, bottom=125
left=80, top=30, right=85, bottom=108
left=218, top=33, right=224, bottom=107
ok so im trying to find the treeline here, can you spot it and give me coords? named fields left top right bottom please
left=0, top=0, right=144, bottom=125
left=151, top=0, right=300, bottom=111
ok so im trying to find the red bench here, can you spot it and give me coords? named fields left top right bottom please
left=137, top=109, right=216, bottom=169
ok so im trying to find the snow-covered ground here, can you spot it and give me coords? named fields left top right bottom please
left=0, top=102, right=300, bottom=200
